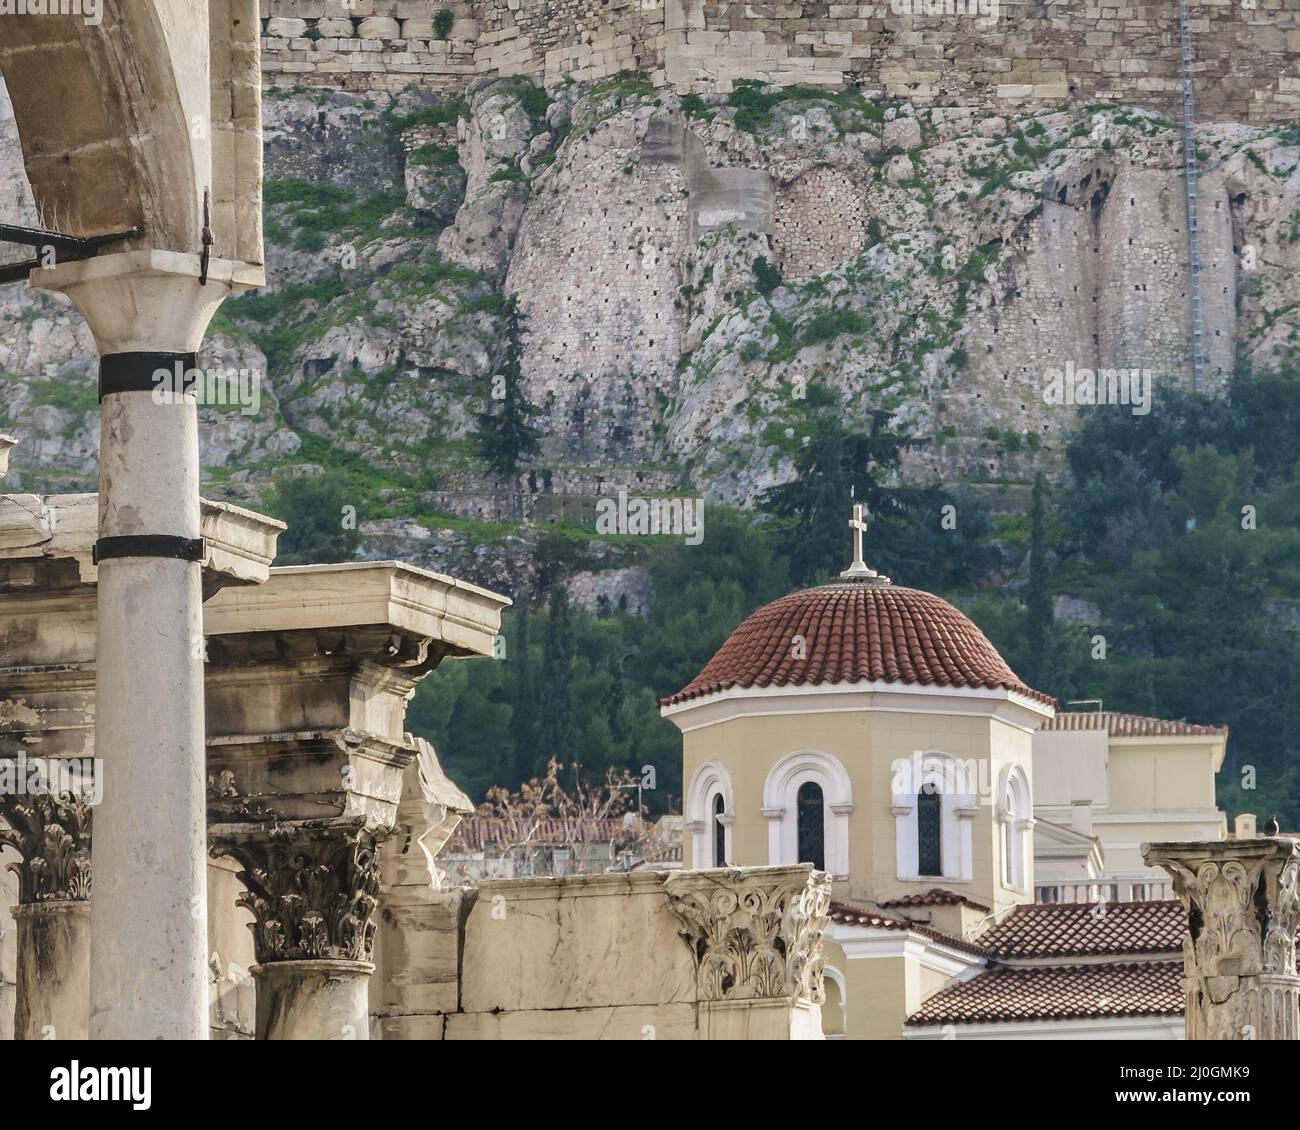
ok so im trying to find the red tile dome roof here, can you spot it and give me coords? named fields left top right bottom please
left=660, top=578, right=1054, bottom=708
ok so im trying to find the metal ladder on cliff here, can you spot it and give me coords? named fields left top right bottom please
left=1179, top=0, right=1206, bottom=393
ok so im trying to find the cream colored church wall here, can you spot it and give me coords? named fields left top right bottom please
left=1108, top=739, right=1218, bottom=813
left=825, top=936, right=969, bottom=1041
left=682, top=707, right=871, bottom=873
left=824, top=939, right=912, bottom=1042
left=682, top=700, right=1036, bottom=913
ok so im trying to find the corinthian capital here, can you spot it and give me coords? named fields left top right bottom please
left=664, top=864, right=831, bottom=1004
left=1145, top=836, right=1300, bottom=1040
left=212, top=823, right=382, bottom=965
left=0, top=788, right=92, bottom=904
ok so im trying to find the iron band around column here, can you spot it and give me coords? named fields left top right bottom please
left=98, top=352, right=199, bottom=401
left=92, top=535, right=206, bottom=566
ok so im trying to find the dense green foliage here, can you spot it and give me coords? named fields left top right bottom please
left=412, top=366, right=1300, bottom=827
left=262, top=474, right=363, bottom=565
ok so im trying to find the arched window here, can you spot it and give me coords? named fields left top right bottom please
left=917, top=784, right=942, bottom=877
left=1001, top=780, right=1014, bottom=885
left=998, top=764, right=1032, bottom=891
left=713, top=792, right=727, bottom=867
left=796, top=781, right=825, bottom=871
left=685, top=762, right=733, bottom=869
left=892, top=750, right=976, bottom=883
left=762, top=749, right=852, bottom=877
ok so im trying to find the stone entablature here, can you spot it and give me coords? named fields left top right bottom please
left=258, top=0, right=1300, bottom=123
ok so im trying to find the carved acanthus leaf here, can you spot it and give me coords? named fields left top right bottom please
left=665, top=867, right=831, bottom=1004
left=0, top=789, right=92, bottom=903
left=214, top=825, right=381, bottom=964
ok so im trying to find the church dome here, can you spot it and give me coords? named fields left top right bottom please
left=661, top=576, right=1054, bottom=708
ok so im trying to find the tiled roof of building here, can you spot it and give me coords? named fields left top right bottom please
left=880, top=888, right=992, bottom=913
left=978, top=900, right=1186, bottom=958
left=828, top=900, right=991, bottom=958
left=661, top=580, right=1054, bottom=707
left=905, top=962, right=1184, bottom=1026
left=1039, top=710, right=1228, bottom=737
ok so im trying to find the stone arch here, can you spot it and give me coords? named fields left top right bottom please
left=822, top=963, right=847, bottom=1038
left=0, top=0, right=262, bottom=263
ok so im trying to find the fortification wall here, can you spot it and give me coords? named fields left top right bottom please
left=259, top=1, right=1300, bottom=122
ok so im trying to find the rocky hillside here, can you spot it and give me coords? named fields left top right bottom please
left=1, top=75, right=1297, bottom=599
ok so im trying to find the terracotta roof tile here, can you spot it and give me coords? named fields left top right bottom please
left=1039, top=710, right=1227, bottom=737
left=661, top=580, right=1054, bottom=707
left=978, top=900, right=1186, bottom=958
left=828, top=900, right=991, bottom=958
left=880, top=888, right=992, bottom=913
left=905, top=962, right=1184, bottom=1026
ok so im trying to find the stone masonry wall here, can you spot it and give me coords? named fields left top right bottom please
left=259, top=1, right=1300, bottom=123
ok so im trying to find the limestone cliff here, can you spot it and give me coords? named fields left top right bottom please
left=0, top=76, right=1296, bottom=595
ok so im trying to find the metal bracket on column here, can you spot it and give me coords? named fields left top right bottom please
left=200, top=188, right=214, bottom=287
left=98, top=352, right=199, bottom=401
left=92, top=536, right=206, bottom=566
left=0, top=223, right=141, bottom=286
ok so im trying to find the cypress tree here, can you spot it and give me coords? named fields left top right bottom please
left=476, top=297, right=542, bottom=477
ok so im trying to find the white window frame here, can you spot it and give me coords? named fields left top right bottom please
left=996, top=763, right=1033, bottom=893
left=892, top=750, right=976, bottom=883
left=685, top=761, right=734, bottom=869
left=762, top=749, right=853, bottom=879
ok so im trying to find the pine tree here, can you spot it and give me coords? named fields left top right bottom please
left=538, top=584, right=575, bottom=762
left=760, top=411, right=931, bottom=587
left=476, top=297, right=542, bottom=477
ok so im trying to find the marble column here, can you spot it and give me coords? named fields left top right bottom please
left=32, top=251, right=260, bottom=1039
left=0, top=483, right=283, bottom=1040
left=1145, top=836, right=1300, bottom=1040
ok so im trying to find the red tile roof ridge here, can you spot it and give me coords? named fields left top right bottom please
left=879, top=887, right=993, bottom=912
left=828, top=898, right=991, bottom=958
left=1039, top=710, right=1228, bottom=737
